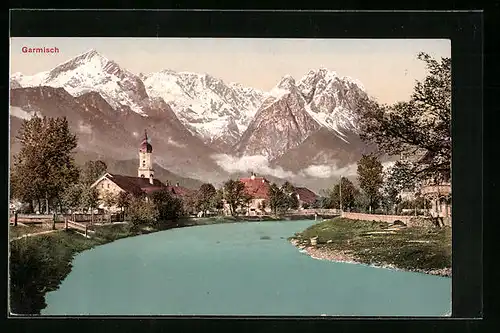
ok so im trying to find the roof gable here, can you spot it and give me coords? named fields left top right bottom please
left=240, top=178, right=271, bottom=199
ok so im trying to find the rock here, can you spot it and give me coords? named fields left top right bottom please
left=326, top=240, right=333, bottom=244
left=393, top=220, right=406, bottom=226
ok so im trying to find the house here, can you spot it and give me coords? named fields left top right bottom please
left=293, top=187, right=318, bottom=208
left=238, top=173, right=272, bottom=215
left=400, top=151, right=451, bottom=222
left=90, top=130, right=192, bottom=212
left=225, top=173, right=318, bottom=216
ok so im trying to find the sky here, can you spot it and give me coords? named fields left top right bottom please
left=10, top=38, right=450, bottom=104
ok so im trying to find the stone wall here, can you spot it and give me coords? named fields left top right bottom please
left=341, top=212, right=413, bottom=224
left=341, top=212, right=450, bottom=228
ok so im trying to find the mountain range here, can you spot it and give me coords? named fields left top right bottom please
left=10, top=49, right=377, bottom=192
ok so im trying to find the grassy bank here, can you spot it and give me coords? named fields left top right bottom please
left=8, top=216, right=247, bottom=315
left=289, top=218, right=452, bottom=276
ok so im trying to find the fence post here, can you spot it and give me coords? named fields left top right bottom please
left=65, top=218, right=68, bottom=230
left=52, top=213, right=56, bottom=230
left=14, top=212, right=18, bottom=226
left=85, top=225, right=88, bottom=238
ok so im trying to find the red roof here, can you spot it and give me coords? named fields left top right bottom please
left=293, top=187, right=318, bottom=204
left=166, top=185, right=194, bottom=197
left=240, top=177, right=271, bottom=199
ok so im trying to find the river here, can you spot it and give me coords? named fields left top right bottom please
left=42, top=220, right=451, bottom=316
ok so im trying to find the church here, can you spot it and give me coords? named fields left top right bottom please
left=90, top=130, right=192, bottom=212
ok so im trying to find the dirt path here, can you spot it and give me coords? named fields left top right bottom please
left=10, top=229, right=62, bottom=242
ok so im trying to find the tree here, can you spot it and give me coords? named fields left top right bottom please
left=81, top=187, right=100, bottom=214
left=116, top=191, right=133, bottom=214
left=211, top=189, right=224, bottom=215
left=102, top=191, right=117, bottom=213
left=325, top=178, right=359, bottom=211
left=281, top=181, right=295, bottom=194
left=357, top=154, right=384, bottom=213
left=60, top=183, right=83, bottom=213
left=268, top=183, right=288, bottom=215
left=222, top=179, right=247, bottom=216
left=11, top=116, right=79, bottom=212
left=287, top=193, right=300, bottom=210
left=357, top=52, right=451, bottom=183
left=281, top=181, right=299, bottom=210
left=149, top=189, right=184, bottom=223
left=80, top=160, right=107, bottom=187
left=127, top=197, right=159, bottom=230
left=195, top=183, right=217, bottom=216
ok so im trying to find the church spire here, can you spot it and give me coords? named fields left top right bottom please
left=139, top=129, right=152, bottom=153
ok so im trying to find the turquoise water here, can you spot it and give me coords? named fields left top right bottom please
left=42, top=220, right=451, bottom=316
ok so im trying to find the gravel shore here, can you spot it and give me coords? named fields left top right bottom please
left=290, top=239, right=452, bottom=278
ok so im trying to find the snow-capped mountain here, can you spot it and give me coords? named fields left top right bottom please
left=9, top=86, right=228, bottom=183
left=10, top=49, right=375, bottom=188
left=297, top=68, right=367, bottom=140
left=142, top=70, right=266, bottom=148
left=12, top=49, right=151, bottom=115
left=235, top=75, right=321, bottom=160
left=235, top=69, right=370, bottom=161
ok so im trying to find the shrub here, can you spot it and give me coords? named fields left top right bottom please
left=126, top=198, right=159, bottom=230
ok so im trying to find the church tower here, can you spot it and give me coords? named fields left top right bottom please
left=138, top=130, right=154, bottom=184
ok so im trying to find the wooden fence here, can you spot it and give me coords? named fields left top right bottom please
left=10, top=212, right=125, bottom=225
left=65, top=219, right=96, bottom=238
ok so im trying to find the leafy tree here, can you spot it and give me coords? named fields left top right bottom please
left=357, top=154, right=384, bottom=213
left=60, top=183, right=84, bottom=213
left=258, top=200, right=268, bottom=213
left=287, top=193, right=300, bottom=210
left=81, top=186, right=100, bottom=214
left=222, top=179, right=247, bottom=216
left=127, top=197, right=159, bottom=230
left=116, top=191, right=133, bottom=214
left=281, top=181, right=295, bottom=194
left=195, top=183, right=217, bottom=216
left=211, top=189, right=224, bottom=215
left=11, top=116, right=79, bottom=212
left=325, top=177, right=359, bottom=211
left=268, top=183, right=288, bottom=215
left=241, top=192, right=253, bottom=215
left=149, top=189, right=184, bottom=223
left=80, top=160, right=107, bottom=187
left=357, top=52, right=451, bottom=183
left=102, top=191, right=117, bottom=213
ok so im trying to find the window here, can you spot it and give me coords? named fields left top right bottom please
left=107, top=184, right=110, bottom=189
left=140, top=174, right=145, bottom=178
left=142, top=160, right=146, bottom=167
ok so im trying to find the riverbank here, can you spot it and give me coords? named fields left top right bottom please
left=289, top=218, right=451, bottom=277
left=8, top=216, right=259, bottom=315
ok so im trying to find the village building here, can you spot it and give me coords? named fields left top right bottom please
left=399, top=151, right=451, bottom=223
left=224, top=173, right=318, bottom=216
left=90, top=130, right=192, bottom=212
left=293, top=187, right=318, bottom=208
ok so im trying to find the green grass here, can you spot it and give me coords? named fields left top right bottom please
left=290, top=218, right=452, bottom=272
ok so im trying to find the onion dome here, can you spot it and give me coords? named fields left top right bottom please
left=139, top=130, right=152, bottom=153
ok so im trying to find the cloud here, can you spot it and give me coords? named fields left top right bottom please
left=78, top=121, right=92, bottom=134
left=212, top=154, right=362, bottom=182
left=10, top=106, right=34, bottom=120
left=211, top=154, right=295, bottom=179
left=299, top=163, right=357, bottom=179
left=167, top=137, right=186, bottom=148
